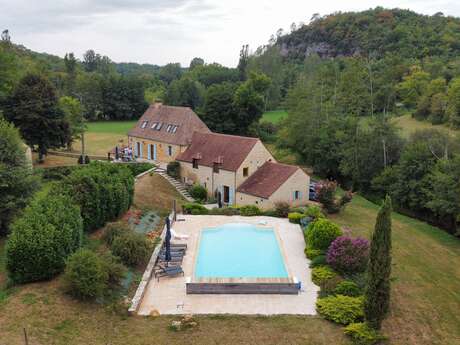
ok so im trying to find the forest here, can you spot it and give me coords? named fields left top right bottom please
left=0, top=8, right=459, bottom=235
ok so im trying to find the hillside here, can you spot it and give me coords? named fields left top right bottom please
left=278, top=8, right=460, bottom=61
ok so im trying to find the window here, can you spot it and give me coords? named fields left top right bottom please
left=213, top=163, right=220, bottom=173
left=166, top=124, right=172, bottom=132
left=243, top=167, right=249, bottom=177
left=192, top=158, right=198, bottom=169
left=151, top=122, right=158, bottom=129
left=141, top=121, right=148, bottom=129
left=294, top=191, right=300, bottom=200
left=168, top=145, right=173, bottom=156
left=172, top=125, right=179, bottom=133
left=156, top=123, right=163, bottom=131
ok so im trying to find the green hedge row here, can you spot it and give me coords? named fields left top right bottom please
left=6, top=194, right=83, bottom=283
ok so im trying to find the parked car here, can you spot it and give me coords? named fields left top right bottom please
left=309, top=181, right=318, bottom=201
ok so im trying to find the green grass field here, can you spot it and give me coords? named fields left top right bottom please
left=260, top=110, right=287, bottom=124
left=392, top=114, right=459, bottom=138
left=85, top=121, right=137, bottom=135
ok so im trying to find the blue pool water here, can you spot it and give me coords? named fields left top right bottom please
left=195, top=223, right=288, bottom=278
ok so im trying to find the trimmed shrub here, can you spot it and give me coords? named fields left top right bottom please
left=334, top=280, right=362, bottom=297
left=288, top=212, right=304, bottom=224
left=309, top=255, right=327, bottom=268
left=183, top=203, right=208, bottom=215
left=167, top=161, right=181, bottom=179
left=316, top=295, right=364, bottom=325
left=319, top=275, right=344, bottom=297
left=189, top=184, right=207, bottom=201
left=306, top=219, right=342, bottom=250
left=305, top=248, right=323, bottom=260
left=6, top=194, right=83, bottom=283
left=312, top=266, right=337, bottom=286
left=262, top=209, right=278, bottom=217
left=63, top=249, right=108, bottom=300
left=344, top=322, right=387, bottom=345
left=240, top=205, right=261, bottom=216
left=111, top=232, right=151, bottom=267
left=103, top=222, right=130, bottom=246
left=39, top=166, right=80, bottom=181
left=327, top=236, right=369, bottom=274
left=274, top=201, right=290, bottom=217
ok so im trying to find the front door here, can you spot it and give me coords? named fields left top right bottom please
left=223, top=186, right=230, bottom=204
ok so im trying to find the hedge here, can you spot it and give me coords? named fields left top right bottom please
left=6, top=194, right=83, bottom=283
left=288, top=212, right=304, bottom=224
left=239, top=205, right=261, bottom=216
left=55, top=162, right=134, bottom=232
left=111, top=232, right=152, bottom=267
left=311, top=266, right=337, bottom=286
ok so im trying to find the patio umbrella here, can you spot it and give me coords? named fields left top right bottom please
left=165, top=216, right=172, bottom=265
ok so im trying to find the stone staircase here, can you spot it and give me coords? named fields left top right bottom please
left=153, top=167, right=194, bottom=202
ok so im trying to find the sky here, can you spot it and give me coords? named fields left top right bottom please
left=2, top=0, right=460, bottom=67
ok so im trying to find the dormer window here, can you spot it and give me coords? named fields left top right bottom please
left=213, top=162, right=220, bottom=173
left=141, top=121, right=148, bottom=129
left=166, top=124, right=173, bottom=132
left=151, top=122, right=158, bottom=129
left=156, top=123, right=163, bottom=131
left=192, top=158, right=199, bottom=169
left=172, top=125, right=179, bottom=133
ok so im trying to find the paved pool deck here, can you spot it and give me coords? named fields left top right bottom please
left=137, top=215, right=319, bottom=315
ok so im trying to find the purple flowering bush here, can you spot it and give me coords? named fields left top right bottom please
left=326, top=236, right=369, bottom=274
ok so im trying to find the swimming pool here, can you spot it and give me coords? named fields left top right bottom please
left=195, top=223, right=288, bottom=279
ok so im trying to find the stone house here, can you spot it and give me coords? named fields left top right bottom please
left=236, top=161, right=310, bottom=210
left=176, top=132, right=275, bottom=205
left=127, top=103, right=210, bottom=164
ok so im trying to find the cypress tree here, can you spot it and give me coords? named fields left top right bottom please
left=364, top=195, right=392, bottom=330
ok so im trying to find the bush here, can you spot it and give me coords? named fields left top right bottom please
left=100, top=251, right=127, bottom=288
left=334, top=280, right=362, bottom=297
left=209, top=207, right=240, bottom=216
left=327, top=236, right=370, bottom=274
left=240, top=205, right=261, bottom=216
left=167, top=161, right=181, bottom=179
left=344, top=322, right=387, bottom=345
left=304, top=205, right=325, bottom=220
left=124, top=162, right=154, bottom=177
left=6, top=194, right=83, bottom=283
left=103, top=222, right=130, bottom=246
left=189, top=184, right=208, bottom=201
left=111, top=232, right=151, bottom=267
left=309, top=255, right=327, bottom=268
left=305, top=247, right=323, bottom=260
left=39, top=166, right=80, bottom=181
left=183, top=203, right=208, bottom=215
left=288, top=212, right=304, bottom=224
left=316, top=295, right=364, bottom=325
left=63, top=249, right=108, bottom=300
left=262, top=209, right=278, bottom=217
left=274, top=201, right=291, bottom=217
left=306, top=219, right=342, bottom=250
left=312, top=266, right=337, bottom=286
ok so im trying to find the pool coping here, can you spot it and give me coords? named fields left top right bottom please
left=187, top=222, right=298, bottom=292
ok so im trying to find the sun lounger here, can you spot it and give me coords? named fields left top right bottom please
left=159, top=250, right=184, bottom=257
left=155, top=265, right=184, bottom=281
left=170, top=243, right=187, bottom=249
left=157, top=254, right=183, bottom=263
left=171, top=228, right=189, bottom=240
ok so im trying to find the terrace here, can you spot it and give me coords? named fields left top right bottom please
left=137, top=215, right=319, bottom=315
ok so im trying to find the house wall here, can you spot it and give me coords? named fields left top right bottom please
left=128, top=136, right=187, bottom=163
left=180, top=161, right=237, bottom=204
left=236, top=169, right=310, bottom=210
left=235, top=140, right=275, bottom=188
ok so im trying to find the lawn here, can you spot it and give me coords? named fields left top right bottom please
left=260, top=110, right=287, bottom=124
left=330, top=195, right=460, bottom=345
left=69, top=121, right=136, bottom=157
left=392, top=114, right=459, bottom=139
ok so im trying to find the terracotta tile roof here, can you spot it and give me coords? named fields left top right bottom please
left=127, top=103, right=210, bottom=146
left=176, top=132, right=259, bottom=172
left=237, top=161, right=300, bottom=198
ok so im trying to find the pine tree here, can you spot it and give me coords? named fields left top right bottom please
left=364, top=195, right=393, bottom=329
